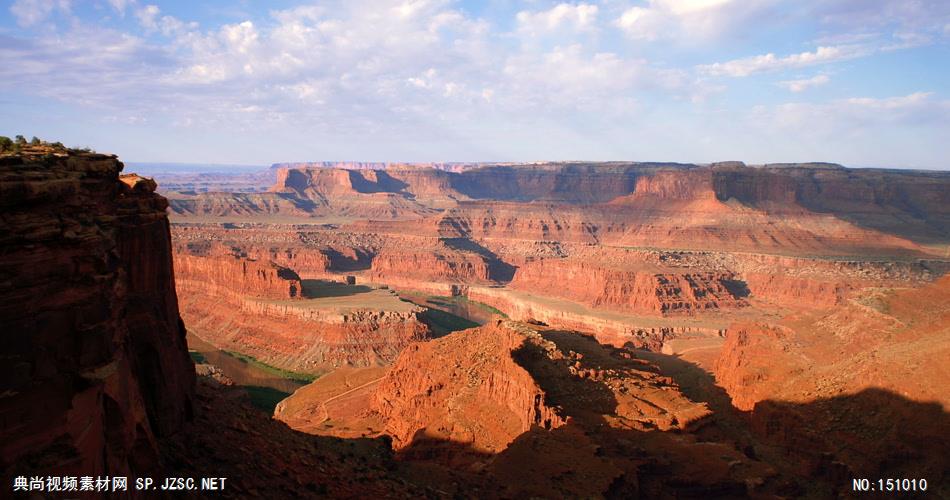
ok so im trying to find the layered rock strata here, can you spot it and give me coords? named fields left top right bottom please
left=0, top=149, right=194, bottom=479
left=175, top=251, right=303, bottom=299
left=467, top=286, right=724, bottom=350
left=369, top=249, right=492, bottom=286
left=176, top=255, right=430, bottom=370
left=170, top=162, right=950, bottom=250
left=510, top=258, right=746, bottom=315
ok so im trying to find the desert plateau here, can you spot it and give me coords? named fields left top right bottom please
left=2, top=1, right=949, bottom=498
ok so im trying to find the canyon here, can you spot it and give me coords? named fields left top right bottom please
left=3, top=149, right=949, bottom=497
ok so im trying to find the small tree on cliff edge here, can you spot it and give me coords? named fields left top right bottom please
left=0, top=136, right=13, bottom=152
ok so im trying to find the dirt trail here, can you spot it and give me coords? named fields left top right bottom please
left=311, top=376, right=386, bottom=425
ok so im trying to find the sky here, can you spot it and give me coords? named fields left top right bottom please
left=0, top=0, right=948, bottom=168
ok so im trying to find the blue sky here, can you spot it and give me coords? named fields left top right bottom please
left=1, top=0, right=948, bottom=168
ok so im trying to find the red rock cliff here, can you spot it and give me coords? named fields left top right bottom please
left=370, top=249, right=492, bottom=285
left=511, top=258, right=746, bottom=315
left=174, top=250, right=303, bottom=299
left=0, top=149, right=194, bottom=479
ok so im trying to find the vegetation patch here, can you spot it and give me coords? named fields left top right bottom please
left=223, top=351, right=319, bottom=384
left=0, top=135, right=88, bottom=154
left=189, top=350, right=208, bottom=364
left=433, top=295, right=508, bottom=318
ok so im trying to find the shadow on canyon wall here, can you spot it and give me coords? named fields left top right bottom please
left=300, top=279, right=373, bottom=298
left=416, top=308, right=480, bottom=337
left=393, top=329, right=949, bottom=498
left=347, top=170, right=411, bottom=194
left=323, top=248, right=374, bottom=271
left=440, top=237, right=517, bottom=282
left=159, top=332, right=949, bottom=498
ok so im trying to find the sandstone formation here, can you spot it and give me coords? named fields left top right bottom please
left=278, top=320, right=791, bottom=496
left=371, top=321, right=567, bottom=455
left=0, top=148, right=194, bottom=479
left=167, top=162, right=950, bottom=249
left=714, top=275, right=950, bottom=482
left=165, top=191, right=313, bottom=217
left=172, top=224, right=337, bottom=276
left=278, top=321, right=717, bottom=451
left=510, top=258, right=747, bottom=315
left=174, top=247, right=430, bottom=371
left=369, top=248, right=492, bottom=286
left=716, top=275, right=950, bottom=409
left=467, top=286, right=725, bottom=350
left=163, top=161, right=948, bottom=352
left=5, top=146, right=949, bottom=497
left=175, top=250, right=303, bottom=299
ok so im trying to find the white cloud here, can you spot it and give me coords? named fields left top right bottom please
left=135, top=4, right=160, bottom=30
left=108, top=0, right=132, bottom=16
left=497, top=44, right=682, bottom=113
left=614, top=0, right=777, bottom=41
left=220, top=21, right=259, bottom=55
left=843, top=92, right=939, bottom=112
left=10, top=0, right=71, bottom=27
left=2, top=0, right=948, bottom=166
left=699, top=45, right=867, bottom=77
left=613, top=0, right=950, bottom=47
left=134, top=4, right=195, bottom=36
left=614, top=7, right=661, bottom=40
left=517, top=3, right=599, bottom=35
left=737, top=91, right=950, bottom=168
left=778, top=74, right=830, bottom=92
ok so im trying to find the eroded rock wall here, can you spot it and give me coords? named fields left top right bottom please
left=174, top=251, right=303, bottom=299
left=175, top=252, right=430, bottom=370
left=467, top=287, right=723, bottom=350
left=370, top=249, right=492, bottom=285
left=179, top=291, right=430, bottom=370
left=0, top=150, right=194, bottom=479
left=510, top=258, right=746, bottom=315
